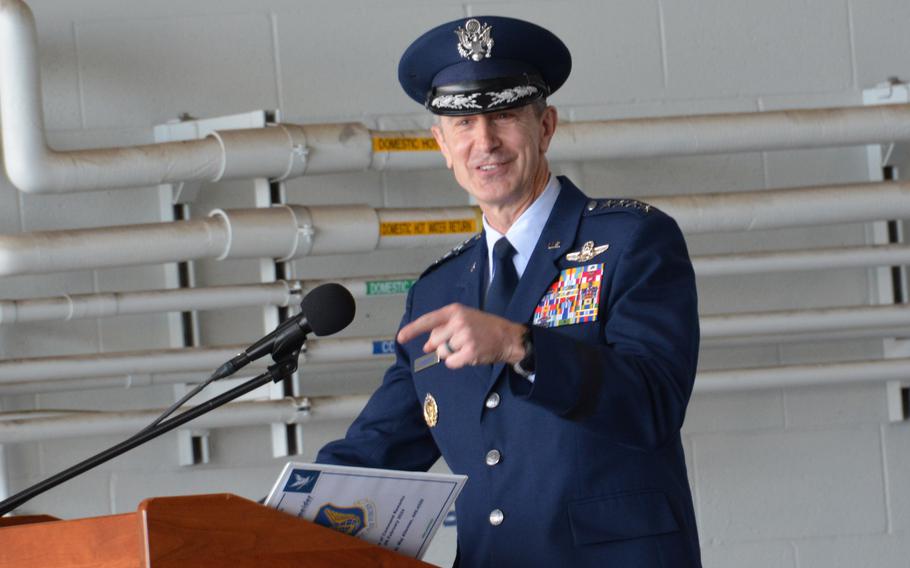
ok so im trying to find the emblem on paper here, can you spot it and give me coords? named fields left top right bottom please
left=313, top=500, right=376, bottom=537
left=565, top=241, right=609, bottom=263
left=283, top=469, right=321, bottom=494
left=424, top=393, right=439, bottom=428
left=533, top=264, right=604, bottom=327
left=455, top=19, right=493, bottom=61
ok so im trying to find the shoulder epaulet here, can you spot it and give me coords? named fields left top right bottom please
left=419, top=232, right=483, bottom=279
left=583, top=198, right=655, bottom=216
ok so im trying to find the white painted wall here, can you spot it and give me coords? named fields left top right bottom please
left=1, top=1, right=909, bottom=566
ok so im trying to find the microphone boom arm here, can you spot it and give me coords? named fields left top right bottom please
left=0, top=349, right=303, bottom=517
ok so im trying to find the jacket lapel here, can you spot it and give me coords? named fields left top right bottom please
left=454, top=234, right=486, bottom=310
left=453, top=236, right=492, bottom=381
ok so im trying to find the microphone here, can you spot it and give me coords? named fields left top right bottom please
left=212, top=283, right=355, bottom=380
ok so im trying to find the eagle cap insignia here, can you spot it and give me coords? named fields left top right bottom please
left=455, top=19, right=493, bottom=61
left=566, top=241, right=610, bottom=262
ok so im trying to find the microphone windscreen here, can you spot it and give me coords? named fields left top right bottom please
left=300, top=283, right=356, bottom=336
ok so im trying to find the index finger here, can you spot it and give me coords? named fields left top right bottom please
left=397, top=305, right=455, bottom=344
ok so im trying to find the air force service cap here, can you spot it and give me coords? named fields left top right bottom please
left=398, top=16, right=572, bottom=116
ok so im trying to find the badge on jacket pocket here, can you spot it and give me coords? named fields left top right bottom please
left=533, top=263, right=604, bottom=328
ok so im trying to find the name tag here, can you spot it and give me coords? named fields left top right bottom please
left=533, top=264, right=604, bottom=328
left=414, top=352, right=440, bottom=373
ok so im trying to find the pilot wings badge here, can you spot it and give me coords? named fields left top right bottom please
left=455, top=19, right=493, bottom=61
left=565, top=241, right=609, bottom=263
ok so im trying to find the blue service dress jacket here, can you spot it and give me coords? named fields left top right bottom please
left=317, top=177, right=702, bottom=567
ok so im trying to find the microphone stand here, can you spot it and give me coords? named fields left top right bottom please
left=0, top=342, right=304, bottom=517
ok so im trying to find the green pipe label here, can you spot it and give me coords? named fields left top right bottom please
left=366, top=279, right=416, bottom=296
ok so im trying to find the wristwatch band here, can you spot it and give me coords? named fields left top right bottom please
left=512, top=326, right=535, bottom=377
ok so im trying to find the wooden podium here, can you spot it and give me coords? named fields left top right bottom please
left=0, top=493, right=435, bottom=567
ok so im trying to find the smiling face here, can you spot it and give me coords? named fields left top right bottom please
left=431, top=103, right=558, bottom=216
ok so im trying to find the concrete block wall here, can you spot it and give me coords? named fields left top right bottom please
left=1, top=1, right=909, bottom=566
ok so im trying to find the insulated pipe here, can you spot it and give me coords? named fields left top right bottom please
left=547, top=104, right=910, bottom=162
left=694, top=358, right=910, bottom=393
left=0, top=354, right=905, bottom=440
left=0, top=181, right=906, bottom=276
left=0, top=337, right=397, bottom=383
left=700, top=304, right=910, bottom=337
left=0, top=394, right=371, bottom=444
left=702, top=326, right=910, bottom=348
left=0, top=0, right=314, bottom=193
left=646, top=181, right=910, bottom=234
left=319, top=104, right=910, bottom=169
left=0, top=359, right=395, bottom=395
left=0, top=349, right=908, bottom=441
left=0, top=0, right=308, bottom=193
left=0, top=374, right=211, bottom=395
left=6, top=238, right=910, bottom=324
left=1, top=302, right=910, bottom=385
left=2, top=180, right=905, bottom=276
left=0, top=274, right=423, bottom=324
left=692, top=243, right=910, bottom=276
left=5, top=3, right=910, bottom=193
left=0, top=216, right=231, bottom=276
left=0, top=282, right=295, bottom=324
left=5, top=323, right=908, bottom=395
left=0, top=204, right=480, bottom=276
left=0, top=345, right=257, bottom=383
left=4, top=286, right=905, bottom=349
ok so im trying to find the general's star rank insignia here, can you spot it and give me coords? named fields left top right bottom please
left=423, top=393, right=439, bottom=428
left=565, top=241, right=609, bottom=262
left=533, top=264, right=604, bottom=328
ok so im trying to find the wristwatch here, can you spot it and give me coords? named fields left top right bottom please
left=512, top=326, right=535, bottom=377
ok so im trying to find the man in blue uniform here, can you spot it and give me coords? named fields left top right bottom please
left=318, top=16, right=702, bottom=567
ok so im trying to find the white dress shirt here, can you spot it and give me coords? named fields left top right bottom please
left=482, top=175, right=561, bottom=285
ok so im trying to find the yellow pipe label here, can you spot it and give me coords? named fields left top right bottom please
left=372, top=137, right=440, bottom=152
left=380, top=218, right=477, bottom=237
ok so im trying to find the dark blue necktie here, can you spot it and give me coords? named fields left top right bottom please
left=485, top=237, right=518, bottom=317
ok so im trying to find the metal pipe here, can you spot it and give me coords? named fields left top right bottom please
left=0, top=302, right=908, bottom=387
left=0, top=337, right=397, bottom=383
left=0, top=216, right=230, bottom=276
left=0, top=274, right=422, bottom=324
left=0, top=374, right=205, bottom=396
left=703, top=326, right=910, bottom=348
left=7, top=239, right=910, bottom=324
left=0, top=205, right=480, bottom=276
left=694, top=358, right=910, bottom=393
left=548, top=104, right=910, bottom=161
left=0, top=345, right=251, bottom=383
left=693, top=243, right=910, bottom=276
left=0, top=395, right=371, bottom=443
left=647, top=181, right=910, bottom=234
left=5, top=1, right=910, bottom=194
left=700, top=304, right=910, bottom=337
left=0, top=181, right=907, bottom=276
left=378, top=104, right=910, bottom=166
left=0, top=349, right=907, bottom=440
left=0, top=360, right=394, bottom=396
left=0, top=282, right=294, bottom=324
left=0, top=0, right=314, bottom=193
